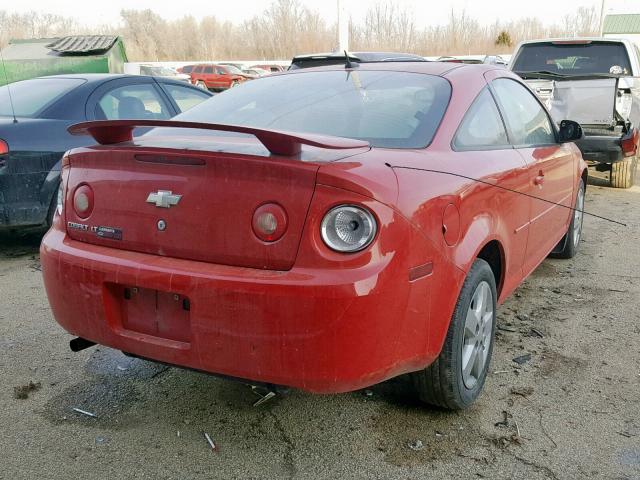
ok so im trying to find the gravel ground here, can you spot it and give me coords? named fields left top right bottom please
left=0, top=174, right=639, bottom=480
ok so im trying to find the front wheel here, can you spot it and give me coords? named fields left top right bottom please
left=610, top=155, right=637, bottom=188
left=412, top=258, right=497, bottom=410
left=550, top=178, right=585, bottom=259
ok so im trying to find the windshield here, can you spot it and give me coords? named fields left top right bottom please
left=169, top=70, right=451, bottom=148
left=0, top=78, right=85, bottom=118
left=512, top=42, right=632, bottom=75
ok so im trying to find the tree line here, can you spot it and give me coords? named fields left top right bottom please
left=0, top=0, right=600, bottom=61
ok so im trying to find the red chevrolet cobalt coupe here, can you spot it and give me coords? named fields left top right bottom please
left=41, top=63, right=587, bottom=409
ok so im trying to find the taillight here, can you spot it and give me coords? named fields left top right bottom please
left=320, top=205, right=377, bottom=253
left=0, top=139, right=8, bottom=168
left=56, top=182, right=64, bottom=216
left=616, top=90, right=633, bottom=120
left=621, top=128, right=639, bottom=158
left=73, top=184, right=94, bottom=219
left=252, top=203, right=287, bottom=242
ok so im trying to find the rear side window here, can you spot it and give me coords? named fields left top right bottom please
left=96, top=84, right=171, bottom=120
left=453, top=88, right=509, bottom=150
left=182, top=65, right=193, bottom=73
left=163, top=84, right=210, bottom=112
left=491, top=79, right=556, bottom=146
left=512, top=41, right=632, bottom=75
left=172, top=70, right=451, bottom=149
left=0, top=78, right=85, bottom=118
left=194, top=66, right=203, bottom=73
left=204, top=66, right=214, bottom=74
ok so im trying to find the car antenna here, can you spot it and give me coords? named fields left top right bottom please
left=0, top=48, right=17, bottom=124
left=344, top=50, right=357, bottom=69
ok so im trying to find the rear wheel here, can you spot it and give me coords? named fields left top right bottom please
left=610, top=155, right=637, bottom=188
left=412, top=259, right=496, bottom=410
left=550, top=178, right=585, bottom=259
left=196, top=81, right=208, bottom=90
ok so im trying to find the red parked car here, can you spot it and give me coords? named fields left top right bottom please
left=250, top=64, right=285, bottom=73
left=41, top=63, right=586, bottom=409
left=189, top=64, right=246, bottom=91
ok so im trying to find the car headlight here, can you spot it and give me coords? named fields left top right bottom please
left=320, top=205, right=377, bottom=252
left=616, top=90, right=632, bottom=120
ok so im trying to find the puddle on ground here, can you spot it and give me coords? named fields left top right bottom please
left=41, top=377, right=142, bottom=429
left=40, top=348, right=163, bottom=429
left=619, top=448, right=640, bottom=466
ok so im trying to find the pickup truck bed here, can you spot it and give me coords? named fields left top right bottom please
left=510, top=38, right=640, bottom=188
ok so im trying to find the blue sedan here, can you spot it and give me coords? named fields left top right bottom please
left=0, top=74, right=212, bottom=231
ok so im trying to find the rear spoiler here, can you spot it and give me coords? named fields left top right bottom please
left=68, top=120, right=369, bottom=156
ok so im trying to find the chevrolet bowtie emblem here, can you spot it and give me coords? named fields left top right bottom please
left=146, top=190, right=182, bottom=208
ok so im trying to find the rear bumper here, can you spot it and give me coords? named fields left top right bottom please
left=41, top=227, right=440, bottom=393
left=577, top=126, right=637, bottom=164
left=577, top=134, right=625, bottom=163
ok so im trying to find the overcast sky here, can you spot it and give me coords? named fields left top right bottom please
left=4, top=0, right=639, bottom=28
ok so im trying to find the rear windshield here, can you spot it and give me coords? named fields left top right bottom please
left=171, top=70, right=451, bottom=148
left=512, top=41, right=632, bottom=75
left=0, top=78, right=85, bottom=118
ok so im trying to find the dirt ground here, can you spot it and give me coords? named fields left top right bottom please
left=1, top=173, right=639, bottom=480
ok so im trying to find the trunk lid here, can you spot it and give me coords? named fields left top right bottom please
left=525, top=78, right=618, bottom=126
left=549, top=78, right=617, bottom=126
left=64, top=137, right=367, bottom=270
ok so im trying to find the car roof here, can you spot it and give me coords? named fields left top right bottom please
left=32, top=73, right=132, bottom=83
left=517, top=37, right=631, bottom=45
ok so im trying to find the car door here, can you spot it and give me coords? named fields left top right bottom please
left=202, top=66, right=215, bottom=88
left=215, top=66, right=229, bottom=89
left=191, top=65, right=203, bottom=85
left=451, top=83, right=531, bottom=289
left=491, top=77, right=575, bottom=275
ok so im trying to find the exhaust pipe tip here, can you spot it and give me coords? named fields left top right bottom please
left=69, top=337, right=96, bottom=352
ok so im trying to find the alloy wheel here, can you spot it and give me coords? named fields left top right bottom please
left=461, top=280, right=494, bottom=389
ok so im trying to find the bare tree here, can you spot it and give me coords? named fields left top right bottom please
left=0, top=3, right=602, bottom=61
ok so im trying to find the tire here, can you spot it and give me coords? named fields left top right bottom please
left=610, top=155, right=637, bottom=188
left=196, top=81, right=208, bottom=90
left=549, top=178, right=585, bottom=259
left=412, top=258, right=497, bottom=410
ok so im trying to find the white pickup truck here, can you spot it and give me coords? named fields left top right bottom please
left=510, top=38, right=640, bottom=188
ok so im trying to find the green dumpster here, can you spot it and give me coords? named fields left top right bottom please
left=0, top=35, right=128, bottom=85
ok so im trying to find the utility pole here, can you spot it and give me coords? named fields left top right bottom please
left=337, top=0, right=349, bottom=52
left=599, top=0, right=606, bottom=37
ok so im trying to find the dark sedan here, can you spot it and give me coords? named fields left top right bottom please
left=0, top=74, right=212, bottom=231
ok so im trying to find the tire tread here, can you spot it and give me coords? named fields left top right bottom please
left=413, top=259, right=495, bottom=410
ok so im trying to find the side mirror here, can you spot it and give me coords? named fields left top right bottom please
left=558, top=120, right=583, bottom=143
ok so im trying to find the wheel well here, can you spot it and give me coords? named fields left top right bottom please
left=581, top=168, right=588, bottom=191
left=477, top=240, right=503, bottom=295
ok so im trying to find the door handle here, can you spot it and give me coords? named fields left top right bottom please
left=534, top=171, right=545, bottom=186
